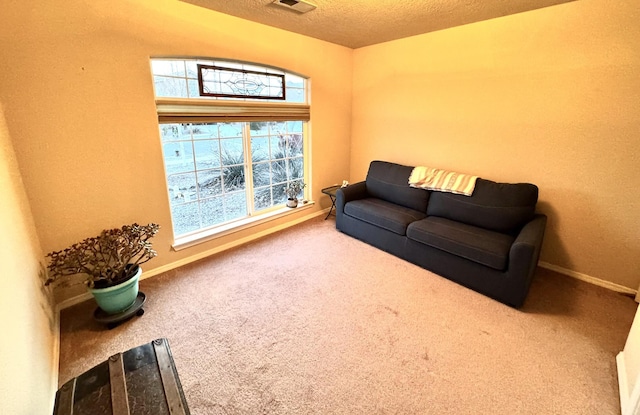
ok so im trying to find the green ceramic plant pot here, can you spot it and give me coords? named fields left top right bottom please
left=90, top=266, right=141, bottom=315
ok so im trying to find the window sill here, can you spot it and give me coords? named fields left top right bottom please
left=172, top=200, right=315, bottom=251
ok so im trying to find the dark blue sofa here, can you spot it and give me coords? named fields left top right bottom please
left=335, top=160, right=547, bottom=308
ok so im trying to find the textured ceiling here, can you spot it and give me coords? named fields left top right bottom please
left=180, top=0, right=576, bottom=49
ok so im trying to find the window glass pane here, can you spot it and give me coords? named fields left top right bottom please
left=177, top=124, right=193, bottom=140
left=171, top=202, right=200, bottom=235
left=220, top=138, right=243, bottom=162
left=249, top=122, right=269, bottom=134
left=191, top=123, right=219, bottom=139
left=286, top=133, right=303, bottom=158
left=154, top=76, right=188, bottom=98
left=185, top=60, right=211, bottom=78
left=270, top=160, right=287, bottom=184
left=187, top=79, right=200, bottom=98
left=197, top=169, right=222, bottom=198
left=163, top=142, right=194, bottom=174
left=222, top=163, right=245, bottom=192
left=167, top=173, right=197, bottom=206
left=194, top=140, right=220, bottom=170
left=219, top=123, right=243, bottom=138
left=224, top=192, right=247, bottom=221
left=254, top=187, right=272, bottom=211
left=152, top=60, right=186, bottom=77
left=285, top=74, right=304, bottom=88
left=287, top=121, right=303, bottom=133
left=285, top=88, right=305, bottom=103
left=201, top=196, right=224, bottom=228
left=251, top=137, right=269, bottom=161
left=269, top=136, right=285, bottom=159
left=273, top=182, right=287, bottom=205
left=270, top=121, right=287, bottom=134
left=252, top=162, right=270, bottom=187
left=288, top=157, right=304, bottom=180
left=159, top=124, right=180, bottom=142
left=266, top=86, right=283, bottom=98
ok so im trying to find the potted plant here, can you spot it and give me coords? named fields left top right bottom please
left=44, top=223, right=160, bottom=314
left=284, top=181, right=306, bottom=208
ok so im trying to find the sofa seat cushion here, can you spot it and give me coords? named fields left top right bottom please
left=345, top=198, right=427, bottom=236
left=407, top=216, right=515, bottom=270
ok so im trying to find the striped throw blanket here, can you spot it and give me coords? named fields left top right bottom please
left=408, top=166, right=478, bottom=196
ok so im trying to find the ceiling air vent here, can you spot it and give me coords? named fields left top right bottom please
left=272, top=0, right=317, bottom=14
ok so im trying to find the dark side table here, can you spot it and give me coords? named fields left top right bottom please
left=322, top=185, right=341, bottom=220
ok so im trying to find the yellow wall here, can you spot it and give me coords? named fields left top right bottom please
left=1, top=0, right=636, bottom=410
left=0, top=104, right=57, bottom=413
left=352, top=0, right=640, bottom=289
left=0, top=0, right=352, bottom=301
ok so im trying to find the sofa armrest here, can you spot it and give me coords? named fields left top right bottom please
left=336, top=181, right=367, bottom=213
left=335, top=181, right=367, bottom=231
left=511, top=214, right=547, bottom=257
left=507, top=214, right=548, bottom=306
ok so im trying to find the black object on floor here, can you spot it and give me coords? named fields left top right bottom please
left=94, top=291, right=146, bottom=329
left=53, top=338, right=190, bottom=415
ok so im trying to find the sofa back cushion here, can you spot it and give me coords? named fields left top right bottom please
left=426, top=178, right=538, bottom=233
left=366, top=161, right=429, bottom=212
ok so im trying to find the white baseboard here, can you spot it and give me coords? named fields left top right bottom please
left=538, top=261, right=637, bottom=297
left=57, top=209, right=329, bottom=310
left=57, top=292, right=93, bottom=311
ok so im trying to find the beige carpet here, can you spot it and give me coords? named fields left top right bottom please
left=59, top=217, right=637, bottom=414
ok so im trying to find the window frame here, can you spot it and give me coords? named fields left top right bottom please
left=167, top=121, right=313, bottom=251
left=151, top=58, right=312, bottom=247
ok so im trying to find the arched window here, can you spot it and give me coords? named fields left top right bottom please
left=151, top=58, right=310, bottom=246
